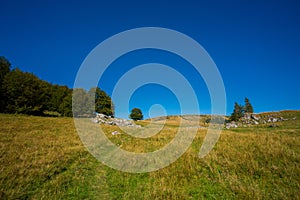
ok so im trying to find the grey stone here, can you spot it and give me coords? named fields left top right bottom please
left=244, top=113, right=251, bottom=120
left=111, top=131, right=120, bottom=135
left=251, top=114, right=260, bottom=121
left=94, top=113, right=141, bottom=128
left=226, top=122, right=238, bottom=129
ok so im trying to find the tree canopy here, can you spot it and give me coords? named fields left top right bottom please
left=230, top=102, right=243, bottom=121
left=0, top=57, right=11, bottom=112
left=0, top=56, right=11, bottom=84
left=0, top=56, right=114, bottom=117
left=129, top=108, right=143, bottom=121
left=244, top=97, right=254, bottom=113
left=230, top=97, right=254, bottom=121
left=89, top=87, right=114, bottom=117
left=2, top=69, right=48, bottom=115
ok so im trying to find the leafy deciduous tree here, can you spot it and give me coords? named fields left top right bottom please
left=2, top=69, right=47, bottom=115
left=0, top=56, right=11, bottom=84
left=59, top=91, right=73, bottom=117
left=45, top=84, right=71, bottom=112
left=0, top=57, right=11, bottom=112
left=129, top=108, right=143, bottom=121
left=0, top=57, right=115, bottom=117
left=89, top=87, right=114, bottom=117
left=72, top=88, right=93, bottom=117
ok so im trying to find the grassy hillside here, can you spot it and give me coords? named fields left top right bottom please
left=0, top=111, right=299, bottom=199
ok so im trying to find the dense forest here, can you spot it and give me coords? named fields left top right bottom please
left=0, top=56, right=114, bottom=117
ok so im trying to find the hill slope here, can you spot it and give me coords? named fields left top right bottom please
left=0, top=111, right=299, bottom=199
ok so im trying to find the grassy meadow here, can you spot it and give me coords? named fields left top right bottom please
left=0, top=111, right=299, bottom=199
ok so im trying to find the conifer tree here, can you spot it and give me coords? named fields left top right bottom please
left=230, top=102, right=243, bottom=121
left=244, top=97, right=254, bottom=113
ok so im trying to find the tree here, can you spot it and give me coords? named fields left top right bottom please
left=2, top=68, right=48, bottom=115
left=0, top=56, right=116, bottom=117
left=230, top=102, right=243, bottom=121
left=72, top=88, right=93, bottom=117
left=89, top=87, right=114, bottom=117
left=230, top=98, right=254, bottom=121
left=244, top=97, right=254, bottom=113
left=58, top=92, right=73, bottom=117
left=0, top=57, right=11, bottom=112
left=129, top=108, right=143, bottom=121
left=45, top=84, right=71, bottom=112
left=0, top=56, right=11, bottom=84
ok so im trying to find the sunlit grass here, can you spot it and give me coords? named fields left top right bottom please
left=0, top=111, right=299, bottom=199
left=0, top=115, right=108, bottom=199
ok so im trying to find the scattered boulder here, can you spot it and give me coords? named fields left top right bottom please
left=226, top=121, right=238, bottom=129
left=268, top=117, right=278, bottom=123
left=111, top=131, right=120, bottom=135
left=251, top=114, right=260, bottom=121
left=244, top=113, right=251, bottom=120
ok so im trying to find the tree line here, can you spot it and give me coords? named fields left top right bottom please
left=0, top=56, right=114, bottom=117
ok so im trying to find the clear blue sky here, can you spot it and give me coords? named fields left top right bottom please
left=1, top=0, right=299, bottom=118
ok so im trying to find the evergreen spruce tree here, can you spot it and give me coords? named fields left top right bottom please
left=244, top=97, right=254, bottom=113
left=230, top=102, right=243, bottom=121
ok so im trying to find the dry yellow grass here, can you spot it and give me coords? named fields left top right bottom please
left=0, top=114, right=108, bottom=199
left=0, top=111, right=299, bottom=199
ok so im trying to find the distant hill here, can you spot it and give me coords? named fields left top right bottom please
left=140, top=110, right=300, bottom=128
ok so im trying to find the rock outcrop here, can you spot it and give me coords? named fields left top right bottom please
left=225, top=113, right=291, bottom=129
left=93, top=113, right=141, bottom=128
